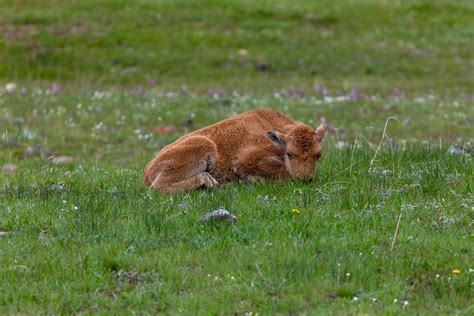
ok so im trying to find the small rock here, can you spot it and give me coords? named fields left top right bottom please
left=25, top=146, right=35, bottom=154
left=48, top=184, right=64, bottom=192
left=448, top=145, right=471, bottom=155
left=49, top=156, right=75, bottom=164
left=201, top=208, right=237, bottom=224
left=383, top=103, right=397, bottom=111
left=25, top=144, right=48, bottom=157
left=255, top=62, right=272, bottom=72
left=180, top=118, right=193, bottom=128
left=0, top=231, right=8, bottom=237
left=4, top=140, right=22, bottom=148
left=2, top=164, right=16, bottom=173
left=13, top=117, right=25, bottom=124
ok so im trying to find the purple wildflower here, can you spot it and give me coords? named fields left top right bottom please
left=50, top=82, right=60, bottom=94
left=393, top=87, right=405, bottom=99
left=207, top=89, right=224, bottom=96
left=322, top=86, right=329, bottom=96
left=348, top=86, right=358, bottom=100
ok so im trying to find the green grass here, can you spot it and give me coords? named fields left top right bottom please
left=1, top=91, right=473, bottom=314
left=1, top=145, right=473, bottom=314
left=1, top=0, right=473, bottom=314
left=1, top=0, right=473, bottom=94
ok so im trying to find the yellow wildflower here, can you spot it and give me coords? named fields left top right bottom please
left=452, top=269, right=461, bottom=274
left=291, top=208, right=301, bottom=214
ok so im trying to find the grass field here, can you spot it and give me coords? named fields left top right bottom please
left=1, top=0, right=473, bottom=94
left=1, top=0, right=473, bottom=314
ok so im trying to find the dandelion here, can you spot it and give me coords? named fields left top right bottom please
left=452, top=269, right=461, bottom=274
left=5, top=83, right=17, bottom=93
left=403, top=300, right=409, bottom=306
left=291, top=208, right=301, bottom=214
left=237, top=49, right=248, bottom=58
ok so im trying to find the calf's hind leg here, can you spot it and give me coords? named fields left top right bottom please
left=144, top=136, right=219, bottom=193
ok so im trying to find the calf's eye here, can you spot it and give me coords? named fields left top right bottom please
left=287, top=153, right=295, bottom=160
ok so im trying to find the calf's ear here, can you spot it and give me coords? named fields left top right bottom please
left=266, top=130, right=285, bottom=145
left=314, top=124, right=326, bottom=142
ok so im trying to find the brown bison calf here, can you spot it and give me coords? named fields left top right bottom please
left=143, top=108, right=326, bottom=193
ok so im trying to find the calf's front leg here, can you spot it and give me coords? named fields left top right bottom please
left=233, top=146, right=289, bottom=183
left=232, top=130, right=290, bottom=183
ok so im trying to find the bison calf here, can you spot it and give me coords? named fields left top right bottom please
left=143, top=108, right=326, bottom=193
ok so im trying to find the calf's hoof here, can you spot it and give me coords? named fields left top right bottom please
left=199, top=172, right=219, bottom=189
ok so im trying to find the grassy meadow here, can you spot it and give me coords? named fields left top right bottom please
left=1, top=0, right=473, bottom=314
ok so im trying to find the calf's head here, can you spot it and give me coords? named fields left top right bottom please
left=267, top=124, right=326, bottom=181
